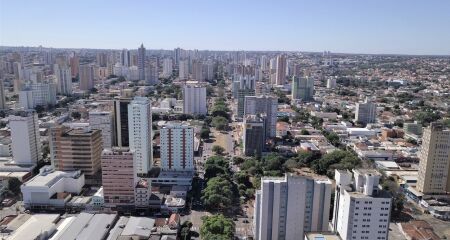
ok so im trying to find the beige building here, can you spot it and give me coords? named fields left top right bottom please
left=417, top=122, right=450, bottom=194
left=50, top=126, right=102, bottom=178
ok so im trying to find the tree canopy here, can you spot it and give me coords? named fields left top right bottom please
left=200, top=214, right=235, bottom=240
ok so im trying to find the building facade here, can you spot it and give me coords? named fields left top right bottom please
left=183, top=85, right=207, bottom=115
left=244, top=95, right=278, bottom=138
left=79, top=64, right=94, bottom=91
left=292, top=76, right=314, bottom=101
left=355, top=99, right=377, bottom=124
left=53, top=63, right=72, bottom=95
left=89, top=111, right=114, bottom=149
left=243, top=115, right=265, bottom=157
left=137, top=44, right=146, bottom=80
left=160, top=124, right=194, bottom=171
left=9, top=111, right=42, bottom=165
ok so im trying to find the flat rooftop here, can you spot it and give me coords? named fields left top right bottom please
left=22, top=170, right=82, bottom=188
left=8, top=214, right=60, bottom=240
left=306, top=232, right=342, bottom=240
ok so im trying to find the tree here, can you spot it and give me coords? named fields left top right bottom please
left=201, top=177, right=233, bottom=210
left=311, top=150, right=360, bottom=178
left=211, top=116, right=228, bottom=130
left=34, top=105, right=45, bottom=113
left=382, top=180, right=405, bottom=220
left=200, top=127, right=211, bottom=139
left=200, top=215, right=235, bottom=240
left=204, top=156, right=229, bottom=180
left=179, top=221, right=193, bottom=240
left=300, top=129, right=310, bottom=135
left=71, top=111, right=81, bottom=120
left=7, top=177, right=22, bottom=196
left=212, top=145, right=225, bottom=155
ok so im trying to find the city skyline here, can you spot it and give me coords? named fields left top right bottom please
left=1, top=0, right=450, bottom=55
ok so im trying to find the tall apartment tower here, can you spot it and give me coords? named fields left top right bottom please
left=292, top=76, right=314, bottom=101
left=101, top=148, right=135, bottom=211
left=69, top=53, right=79, bottom=78
left=160, top=124, right=194, bottom=171
left=192, top=60, right=203, bottom=81
left=120, top=49, right=131, bottom=67
left=417, top=122, right=450, bottom=194
left=327, top=78, right=337, bottom=89
left=254, top=174, right=332, bottom=240
left=183, top=85, right=207, bottom=115
left=113, top=98, right=131, bottom=147
left=243, top=115, right=265, bottom=157
left=0, top=79, right=6, bottom=109
left=53, top=64, right=73, bottom=95
left=355, top=98, right=377, bottom=124
left=332, top=169, right=392, bottom=240
left=128, top=97, right=153, bottom=175
left=244, top=95, right=278, bottom=138
left=50, top=126, right=102, bottom=178
left=79, top=64, right=94, bottom=91
left=9, top=111, right=42, bottom=165
left=162, top=58, right=173, bottom=78
left=137, top=44, right=146, bottom=80
left=179, top=60, right=189, bottom=80
left=275, top=55, right=287, bottom=85
left=237, top=88, right=255, bottom=117
left=89, top=111, right=114, bottom=149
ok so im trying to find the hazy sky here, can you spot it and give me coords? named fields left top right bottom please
left=1, top=0, right=450, bottom=55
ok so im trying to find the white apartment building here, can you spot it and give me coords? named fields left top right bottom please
left=183, top=85, right=207, bottom=115
left=179, top=60, right=189, bottom=80
left=162, top=58, right=173, bottom=78
left=89, top=111, right=114, bottom=149
left=354, top=98, right=377, bottom=124
left=9, top=111, right=42, bottom=165
left=19, top=82, right=57, bottom=109
left=128, top=97, right=153, bottom=175
left=244, top=95, right=278, bottom=138
left=53, top=64, right=72, bottom=95
left=254, top=174, right=332, bottom=240
left=332, top=169, right=391, bottom=240
left=160, top=124, right=194, bottom=171
left=327, top=78, right=337, bottom=89
left=417, top=122, right=450, bottom=194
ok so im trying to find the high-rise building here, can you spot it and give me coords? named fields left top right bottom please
left=69, top=53, right=79, bottom=78
left=101, top=148, right=135, bottom=210
left=403, top=122, right=423, bottom=135
left=292, top=76, right=314, bottom=101
left=0, top=79, right=6, bottom=109
left=137, top=44, right=146, bottom=80
left=204, top=61, right=214, bottom=81
left=275, top=55, right=287, bottom=85
left=89, top=111, right=114, bottom=149
left=162, top=58, right=173, bottom=78
left=53, top=64, right=72, bottom=95
left=179, top=60, right=189, bottom=80
left=145, top=61, right=158, bottom=85
left=128, top=97, right=153, bottom=175
left=113, top=98, right=131, bottom=147
left=183, top=85, right=207, bottom=115
left=192, top=60, right=203, bottom=81
left=160, top=124, right=194, bottom=171
left=355, top=98, right=377, bottom=124
left=96, top=52, right=108, bottom=67
left=50, top=126, right=102, bottom=178
left=13, top=62, right=23, bottom=93
left=254, top=174, right=332, bottom=240
left=9, top=111, right=42, bottom=165
left=237, top=89, right=255, bottom=117
left=417, top=122, right=450, bottom=194
left=327, top=78, right=337, bottom=89
left=243, top=115, right=265, bottom=157
left=120, top=49, right=131, bottom=67
left=19, top=82, right=57, bottom=109
left=244, top=95, right=278, bottom=138
left=79, top=64, right=94, bottom=91
left=332, top=169, right=391, bottom=240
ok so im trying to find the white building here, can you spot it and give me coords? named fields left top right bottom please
left=53, top=64, right=72, bottom=95
left=9, top=111, right=42, bottom=165
left=162, top=58, right=173, bottom=78
left=160, top=124, right=194, bottom=171
left=327, top=78, right=337, bottom=89
left=21, top=166, right=85, bottom=209
left=179, top=60, right=189, bottom=80
left=332, top=169, right=391, bottom=240
left=128, top=97, right=153, bottom=174
left=19, top=82, right=57, bottom=109
left=254, top=174, right=332, bottom=240
left=244, top=95, right=278, bottom=138
left=183, top=85, right=207, bottom=115
left=89, top=111, right=114, bottom=149
left=355, top=98, right=377, bottom=124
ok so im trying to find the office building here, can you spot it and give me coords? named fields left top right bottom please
left=19, top=82, right=57, bottom=109
left=113, top=98, right=131, bottom=147
left=162, top=58, right=173, bottom=78
left=254, top=174, right=332, bottom=240
left=50, top=126, right=102, bottom=177
left=0, top=79, right=5, bottom=109
left=354, top=98, right=377, bottom=124
left=243, top=115, right=265, bottom=157
left=292, top=76, right=314, bottom=101
left=244, top=95, right=278, bottom=138
left=9, top=111, right=42, bottom=165
left=128, top=97, right=153, bottom=175
left=137, top=44, right=146, bottom=80
left=275, top=55, right=287, bottom=85
left=179, top=60, right=189, bottom=80
left=237, top=88, right=255, bottom=117
left=327, top=78, right=337, bottom=89
left=183, top=85, right=207, bottom=115
left=53, top=64, right=72, bottom=95
left=332, top=169, right=391, bottom=240
left=417, top=122, right=450, bottom=194
left=89, top=111, right=114, bottom=149
left=79, top=64, right=94, bottom=91
left=160, top=124, right=194, bottom=171
left=101, top=148, right=135, bottom=210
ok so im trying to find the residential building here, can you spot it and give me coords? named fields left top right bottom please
left=138, top=44, right=146, bottom=80
left=113, top=98, right=131, bottom=147
left=254, top=174, right=332, bottom=240
left=355, top=98, right=377, bottom=124
left=121, top=49, right=131, bottom=67
left=69, top=53, right=79, bottom=78
left=183, top=85, right=207, bottom=115
left=404, top=122, right=423, bottom=135
left=89, top=111, right=114, bottom=149
left=101, top=148, right=135, bottom=210
left=53, top=63, right=72, bottom=95
left=327, top=78, right=337, bottom=89
left=50, top=126, right=102, bottom=178
left=275, top=55, right=287, bottom=85
left=179, top=60, right=189, bottom=80
left=9, top=111, right=42, bottom=165
left=128, top=97, right=153, bottom=175
left=0, top=79, right=6, bottom=109
left=162, top=58, right=173, bottom=78
left=292, top=76, right=314, bottom=101
left=243, top=115, right=265, bottom=157
left=160, top=124, right=194, bottom=171
left=417, top=122, right=450, bottom=194
left=19, top=82, right=57, bottom=109
left=192, top=60, right=203, bottom=81
left=244, top=95, right=278, bottom=138
left=79, top=64, right=94, bottom=91
left=332, top=169, right=391, bottom=240
left=237, top=88, right=255, bottom=117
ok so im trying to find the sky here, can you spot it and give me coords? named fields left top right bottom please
left=1, top=0, right=450, bottom=55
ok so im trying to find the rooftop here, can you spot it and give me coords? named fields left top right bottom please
left=121, top=217, right=155, bottom=238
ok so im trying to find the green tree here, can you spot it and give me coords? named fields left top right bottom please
left=300, top=129, right=310, bottom=135
left=204, top=156, right=229, bottom=180
left=71, top=111, right=81, bottom=120
left=212, top=145, right=225, bottom=155
left=211, top=116, right=229, bottom=130
left=311, top=150, right=360, bottom=178
left=200, top=214, right=235, bottom=240
left=179, top=221, right=193, bottom=240
left=200, top=127, right=211, bottom=139
left=201, top=177, right=233, bottom=210
left=7, top=177, right=22, bottom=196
